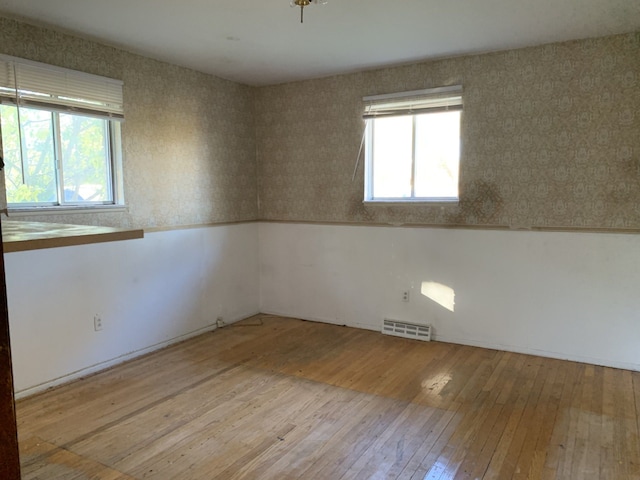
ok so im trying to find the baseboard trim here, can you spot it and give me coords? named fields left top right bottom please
left=432, top=333, right=640, bottom=372
left=18, top=309, right=639, bottom=400
left=259, top=309, right=380, bottom=333
left=15, top=310, right=260, bottom=400
left=259, top=309, right=640, bottom=372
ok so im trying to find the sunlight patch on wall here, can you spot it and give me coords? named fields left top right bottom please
left=421, top=281, right=455, bottom=312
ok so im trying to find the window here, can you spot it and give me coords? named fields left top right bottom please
left=0, top=55, right=124, bottom=209
left=363, top=86, right=462, bottom=203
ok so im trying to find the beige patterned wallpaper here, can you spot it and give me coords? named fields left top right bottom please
left=0, top=17, right=638, bottom=232
left=0, top=17, right=258, bottom=229
left=255, top=33, right=640, bottom=230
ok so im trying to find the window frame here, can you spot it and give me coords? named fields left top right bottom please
left=363, top=86, right=462, bottom=205
left=0, top=54, right=125, bottom=213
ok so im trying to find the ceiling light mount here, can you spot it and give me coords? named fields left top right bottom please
left=291, top=0, right=327, bottom=23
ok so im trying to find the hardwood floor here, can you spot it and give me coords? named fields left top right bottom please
left=16, top=316, right=640, bottom=479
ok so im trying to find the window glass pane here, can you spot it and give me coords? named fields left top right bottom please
left=372, top=116, right=413, bottom=198
left=0, top=105, right=57, bottom=204
left=414, top=111, right=460, bottom=198
left=59, top=113, right=112, bottom=203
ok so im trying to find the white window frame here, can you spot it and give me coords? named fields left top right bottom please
left=363, top=85, right=462, bottom=204
left=0, top=54, right=125, bottom=213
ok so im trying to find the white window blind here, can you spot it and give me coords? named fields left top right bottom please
left=0, top=54, right=123, bottom=120
left=363, top=85, right=462, bottom=119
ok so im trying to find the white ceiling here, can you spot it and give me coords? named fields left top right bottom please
left=0, top=0, right=638, bottom=86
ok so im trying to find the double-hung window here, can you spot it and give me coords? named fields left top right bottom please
left=363, top=85, right=462, bottom=203
left=0, top=55, right=124, bottom=209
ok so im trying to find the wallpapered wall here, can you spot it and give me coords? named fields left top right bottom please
left=0, top=17, right=638, bottom=232
left=255, top=33, right=640, bottom=230
left=0, top=17, right=258, bottom=229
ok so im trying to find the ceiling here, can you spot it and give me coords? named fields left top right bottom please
left=0, top=0, right=638, bottom=86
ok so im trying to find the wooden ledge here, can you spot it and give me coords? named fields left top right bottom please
left=2, top=220, right=144, bottom=253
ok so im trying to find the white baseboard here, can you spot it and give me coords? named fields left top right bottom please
left=432, top=333, right=640, bottom=372
left=19, top=308, right=638, bottom=400
left=15, top=311, right=260, bottom=400
left=259, top=309, right=640, bottom=372
left=259, top=309, right=380, bottom=333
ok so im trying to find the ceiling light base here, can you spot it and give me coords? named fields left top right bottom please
left=293, top=0, right=311, bottom=23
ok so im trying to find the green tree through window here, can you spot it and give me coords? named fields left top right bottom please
left=1, top=105, right=114, bottom=205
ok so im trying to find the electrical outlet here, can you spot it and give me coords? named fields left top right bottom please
left=402, top=291, right=410, bottom=302
left=216, top=317, right=225, bottom=328
left=94, top=315, right=103, bottom=331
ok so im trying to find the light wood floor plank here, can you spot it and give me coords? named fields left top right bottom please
left=16, top=315, right=640, bottom=479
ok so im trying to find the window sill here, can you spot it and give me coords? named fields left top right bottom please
left=363, top=198, right=459, bottom=206
left=2, top=220, right=143, bottom=253
left=6, top=204, right=128, bottom=216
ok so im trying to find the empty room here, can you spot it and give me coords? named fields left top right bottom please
left=0, top=1, right=639, bottom=478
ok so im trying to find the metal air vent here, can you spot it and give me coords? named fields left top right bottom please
left=382, top=319, right=431, bottom=342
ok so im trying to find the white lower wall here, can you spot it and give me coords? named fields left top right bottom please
left=6, top=223, right=259, bottom=397
left=9, top=220, right=640, bottom=397
left=259, top=222, right=640, bottom=371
